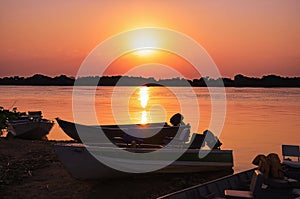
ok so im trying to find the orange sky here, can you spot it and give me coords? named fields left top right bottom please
left=1, top=0, right=300, bottom=79
left=105, top=50, right=201, bottom=79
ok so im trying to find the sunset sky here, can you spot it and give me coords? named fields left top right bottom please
left=1, top=0, right=300, bottom=79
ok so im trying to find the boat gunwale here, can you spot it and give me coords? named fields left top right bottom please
left=156, top=168, right=256, bottom=199
left=55, top=142, right=233, bottom=154
left=58, top=118, right=190, bottom=130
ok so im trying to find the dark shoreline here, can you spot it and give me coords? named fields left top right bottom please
left=0, top=138, right=233, bottom=199
left=0, top=74, right=299, bottom=87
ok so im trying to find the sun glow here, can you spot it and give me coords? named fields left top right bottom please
left=134, top=49, right=156, bottom=57
left=129, top=29, right=161, bottom=58
left=131, top=30, right=159, bottom=49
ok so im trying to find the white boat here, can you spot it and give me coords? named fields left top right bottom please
left=7, top=111, right=54, bottom=140
left=54, top=143, right=233, bottom=180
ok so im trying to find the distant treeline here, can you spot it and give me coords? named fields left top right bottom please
left=0, top=74, right=299, bottom=87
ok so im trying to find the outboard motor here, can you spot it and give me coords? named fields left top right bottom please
left=170, top=113, right=185, bottom=126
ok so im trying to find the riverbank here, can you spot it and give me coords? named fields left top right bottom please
left=0, top=137, right=233, bottom=199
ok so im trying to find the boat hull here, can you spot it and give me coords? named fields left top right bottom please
left=158, top=167, right=300, bottom=199
left=54, top=143, right=233, bottom=180
left=7, top=120, right=54, bottom=140
left=56, top=118, right=186, bottom=145
left=157, top=169, right=256, bottom=199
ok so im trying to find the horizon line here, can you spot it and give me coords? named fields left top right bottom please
left=1, top=73, right=300, bottom=80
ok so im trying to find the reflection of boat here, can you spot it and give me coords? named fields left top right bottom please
left=7, top=111, right=54, bottom=140
left=54, top=143, right=233, bottom=180
left=56, top=118, right=189, bottom=145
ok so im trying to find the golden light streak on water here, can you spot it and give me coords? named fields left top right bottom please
left=139, top=87, right=149, bottom=108
left=141, top=110, right=148, bottom=124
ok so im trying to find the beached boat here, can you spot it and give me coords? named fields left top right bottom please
left=54, top=143, right=233, bottom=180
left=56, top=118, right=189, bottom=145
left=158, top=145, right=300, bottom=199
left=157, top=168, right=300, bottom=199
left=7, top=111, right=54, bottom=140
left=158, top=168, right=255, bottom=199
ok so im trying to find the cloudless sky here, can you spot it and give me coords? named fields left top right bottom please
left=1, top=0, right=300, bottom=79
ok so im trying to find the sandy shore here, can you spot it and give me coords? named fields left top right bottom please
left=0, top=138, right=232, bottom=199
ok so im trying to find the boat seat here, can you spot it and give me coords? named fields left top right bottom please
left=283, top=161, right=300, bottom=168
left=112, top=136, right=125, bottom=143
left=282, top=144, right=300, bottom=168
left=224, top=170, right=263, bottom=198
left=122, top=133, right=144, bottom=145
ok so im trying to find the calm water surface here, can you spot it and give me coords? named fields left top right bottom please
left=1, top=86, right=299, bottom=172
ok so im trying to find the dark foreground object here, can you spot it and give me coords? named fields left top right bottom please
left=56, top=117, right=185, bottom=145
left=158, top=168, right=300, bottom=199
left=0, top=138, right=232, bottom=199
left=54, top=143, right=233, bottom=180
left=6, top=111, right=54, bottom=140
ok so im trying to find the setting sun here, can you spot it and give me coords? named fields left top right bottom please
left=134, top=49, right=156, bottom=57
left=130, top=29, right=160, bottom=50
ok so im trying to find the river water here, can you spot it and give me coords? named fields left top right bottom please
left=1, top=86, right=299, bottom=172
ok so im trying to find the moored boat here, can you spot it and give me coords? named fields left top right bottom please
left=157, top=168, right=300, bottom=199
left=158, top=145, right=300, bottom=199
left=7, top=111, right=54, bottom=140
left=157, top=168, right=255, bottom=199
left=54, top=143, right=233, bottom=180
left=56, top=117, right=189, bottom=145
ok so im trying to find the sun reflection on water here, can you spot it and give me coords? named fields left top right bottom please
left=127, top=86, right=181, bottom=125
left=139, top=87, right=149, bottom=108
left=139, top=87, right=149, bottom=124
left=141, top=110, right=148, bottom=124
